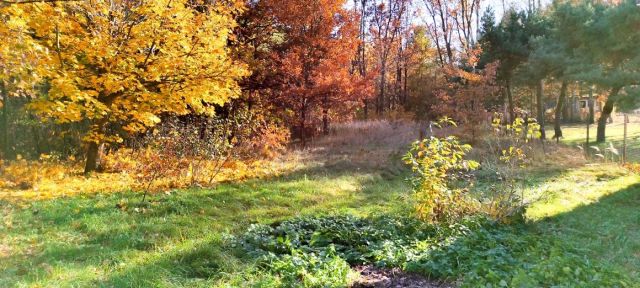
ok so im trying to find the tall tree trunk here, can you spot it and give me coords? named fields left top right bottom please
left=300, top=101, right=307, bottom=148
left=363, top=99, right=368, bottom=119
left=506, top=78, right=515, bottom=123
left=562, top=96, right=570, bottom=122
left=83, top=114, right=112, bottom=173
left=359, top=0, right=367, bottom=76
left=530, top=88, right=535, bottom=119
left=357, top=0, right=368, bottom=119
left=322, top=94, right=329, bottom=135
left=84, top=141, right=100, bottom=174
left=395, top=49, right=402, bottom=111
left=438, top=7, right=453, bottom=63
left=403, top=58, right=408, bottom=107
left=596, top=87, right=622, bottom=143
left=536, top=80, right=546, bottom=140
left=31, top=114, right=42, bottom=156
left=378, top=62, right=386, bottom=114
left=553, top=81, right=568, bottom=140
left=588, top=85, right=595, bottom=124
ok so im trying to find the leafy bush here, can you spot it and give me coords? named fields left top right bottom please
left=243, top=123, right=290, bottom=159
left=102, top=114, right=293, bottom=197
left=261, top=246, right=355, bottom=288
left=403, top=117, right=480, bottom=221
left=404, top=116, right=552, bottom=223
left=106, top=139, right=190, bottom=201
left=477, top=116, right=542, bottom=221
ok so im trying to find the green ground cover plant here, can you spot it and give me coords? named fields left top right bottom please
left=235, top=214, right=630, bottom=287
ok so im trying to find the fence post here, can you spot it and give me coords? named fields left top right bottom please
left=623, top=114, right=628, bottom=164
left=585, top=121, right=590, bottom=158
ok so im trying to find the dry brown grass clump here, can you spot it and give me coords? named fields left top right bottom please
left=301, top=120, right=422, bottom=171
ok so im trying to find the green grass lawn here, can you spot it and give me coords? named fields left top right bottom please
left=553, top=122, right=640, bottom=161
left=556, top=123, right=640, bottom=144
left=526, top=164, right=640, bottom=282
left=2, top=158, right=639, bottom=286
left=0, top=166, right=412, bottom=287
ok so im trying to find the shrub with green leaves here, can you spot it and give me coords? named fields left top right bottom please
left=404, top=117, right=480, bottom=222
left=405, top=218, right=628, bottom=287
left=235, top=215, right=437, bottom=287
left=479, top=115, right=543, bottom=222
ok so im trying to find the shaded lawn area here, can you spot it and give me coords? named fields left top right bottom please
left=1, top=162, right=639, bottom=286
left=526, top=164, right=640, bottom=282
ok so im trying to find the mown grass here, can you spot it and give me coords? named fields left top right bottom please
left=0, top=166, right=412, bottom=287
left=1, top=147, right=639, bottom=286
left=526, top=164, right=640, bottom=282
left=557, top=122, right=640, bottom=144
left=554, top=122, right=640, bottom=161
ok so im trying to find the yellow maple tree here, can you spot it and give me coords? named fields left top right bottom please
left=16, top=0, right=248, bottom=172
left=0, top=4, right=40, bottom=159
left=0, top=4, right=37, bottom=97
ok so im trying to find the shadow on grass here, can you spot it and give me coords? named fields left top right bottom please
left=93, top=165, right=413, bottom=286
left=532, top=182, right=640, bottom=282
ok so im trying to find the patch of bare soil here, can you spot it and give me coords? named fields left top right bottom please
left=351, top=266, right=455, bottom=288
left=0, top=243, right=11, bottom=258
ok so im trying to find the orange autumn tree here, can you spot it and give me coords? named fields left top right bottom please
left=20, top=0, right=247, bottom=172
left=314, top=18, right=368, bottom=135
left=432, top=55, right=500, bottom=142
left=266, top=0, right=362, bottom=146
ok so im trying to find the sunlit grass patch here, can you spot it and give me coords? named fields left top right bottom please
left=2, top=120, right=639, bottom=286
left=525, top=164, right=634, bottom=219
left=0, top=165, right=411, bottom=287
left=553, top=122, right=640, bottom=161
left=557, top=122, right=640, bottom=145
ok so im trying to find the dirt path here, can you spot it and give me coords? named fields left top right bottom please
left=352, top=266, right=454, bottom=288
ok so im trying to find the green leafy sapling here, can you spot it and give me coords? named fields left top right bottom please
left=404, top=117, right=480, bottom=222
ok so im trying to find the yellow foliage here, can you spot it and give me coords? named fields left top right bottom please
left=0, top=3, right=40, bottom=97
left=13, top=0, right=248, bottom=144
left=623, top=163, right=640, bottom=174
left=0, top=159, right=132, bottom=201
left=0, top=153, right=296, bottom=202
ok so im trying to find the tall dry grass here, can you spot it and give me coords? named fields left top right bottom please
left=315, top=120, right=421, bottom=151
left=295, top=120, right=423, bottom=172
left=303, top=119, right=586, bottom=172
